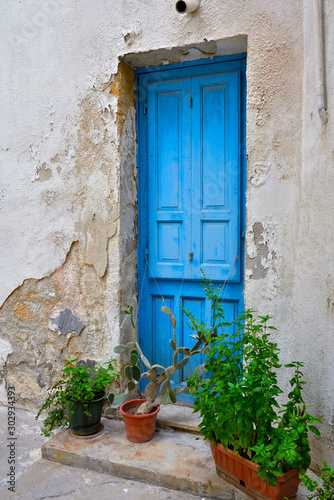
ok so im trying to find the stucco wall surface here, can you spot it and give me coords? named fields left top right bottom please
left=292, top=0, right=334, bottom=467
left=0, top=0, right=333, bottom=467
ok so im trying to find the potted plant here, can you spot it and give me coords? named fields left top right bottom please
left=300, top=461, right=334, bottom=499
left=36, top=357, right=119, bottom=436
left=106, top=305, right=210, bottom=442
left=186, top=276, right=322, bottom=500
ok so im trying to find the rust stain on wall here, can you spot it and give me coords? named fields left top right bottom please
left=108, top=60, right=136, bottom=137
left=13, top=303, right=36, bottom=322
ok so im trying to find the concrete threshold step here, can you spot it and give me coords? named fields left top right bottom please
left=157, top=403, right=202, bottom=433
left=42, top=415, right=252, bottom=499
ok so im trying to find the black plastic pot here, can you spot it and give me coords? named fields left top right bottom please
left=69, top=393, right=105, bottom=436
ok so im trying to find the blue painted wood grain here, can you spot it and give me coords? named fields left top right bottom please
left=137, top=56, right=246, bottom=391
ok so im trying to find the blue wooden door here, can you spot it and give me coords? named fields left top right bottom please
left=137, top=57, right=246, bottom=390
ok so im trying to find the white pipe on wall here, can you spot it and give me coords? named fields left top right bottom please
left=313, top=0, right=328, bottom=124
left=175, top=0, right=200, bottom=14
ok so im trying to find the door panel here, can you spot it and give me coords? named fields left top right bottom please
left=191, top=72, right=241, bottom=281
left=137, top=57, right=246, bottom=391
left=148, top=79, right=191, bottom=280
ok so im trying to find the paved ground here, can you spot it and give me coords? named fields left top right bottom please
left=0, top=406, right=314, bottom=500
left=0, top=407, right=209, bottom=500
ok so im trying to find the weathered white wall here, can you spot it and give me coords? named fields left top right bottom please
left=292, top=0, right=334, bottom=467
left=0, top=0, right=333, bottom=467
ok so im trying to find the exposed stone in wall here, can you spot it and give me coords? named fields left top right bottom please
left=0, top=242, right=112, bottom=411
left=111, top=61, right=139, bottom=352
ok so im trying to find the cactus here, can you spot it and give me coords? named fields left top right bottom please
left=106, top=305, right=210, bottom=416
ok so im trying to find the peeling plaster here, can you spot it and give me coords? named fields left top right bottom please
left=123, top=30, right=141, bottom=46
left=35, top=162, right=52, bottom=182
left=0, top=243, right=112, bottom=410
left=246, top=221, right=280, bottom=301
left=247, top=222, right=269, bottom=279
left=249, top=162, right=271, bottom=187
left=122, top=36, right=247, bottom=68
left=73, top=95, right=119, bottom=278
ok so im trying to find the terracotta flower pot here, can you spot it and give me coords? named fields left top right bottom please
left=209, top=441, right=301, bottom=500
left=120, top=399, right=160, bottom=443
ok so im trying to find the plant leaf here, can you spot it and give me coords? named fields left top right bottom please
left=190, top=340, right=202, bottom=352
left=125, top=365, right=133, bottom=381
left=130, top=350, right=139, bottom=366
left=309, top=425, right=321, bottom=436
left=114, top=344, right=127, bottom=354
left=162, top=389, right=170, bottom=404
left=161, top=306, right=173, bottom=315
left=177, top=356, right=190, bottom=370
left=104, top=407, right=114, bottom=415
left=166, top=366, right=175, bottom=378
left=147, top=368, right=157, bottom=381
left=127, top=381, right=136, bottom=392
left=160, top=378, right=171, bottom=396
left=170, top=339, right=176, bottom=350
left=111, top=393, right=127, bottom=407
left=173, top=386, right=183, bottom=396
left=195, top=364, right=206, bottom=380
left=176, top=347, right=190, bottom=355
left=132, top=365, right=141, bottom=382
left=169, top=388, right=177, bottom=403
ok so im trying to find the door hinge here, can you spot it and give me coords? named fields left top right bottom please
left=143, top=102, right=148, bottom=115
left=189, top=251, right=193, bottom=262
left=189, top=96, right=193, bottom=108
left=145, top=248, right=149, bottom=260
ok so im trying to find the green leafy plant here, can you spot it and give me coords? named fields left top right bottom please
left=300, top=462, right=334, bottom=499
left=36, top=357, right=119, bottom=436
left=187, top=275, right=322, bottom=487
left=106, top=305, right=210, bottom=416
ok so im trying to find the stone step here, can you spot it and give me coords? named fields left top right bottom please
left=42, top=415, right=252, bottom=499
left=157, top=403, right=201, bottom=433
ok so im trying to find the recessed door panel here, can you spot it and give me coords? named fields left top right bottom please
left=191, top=71, right=241, bottom=281
left=147, top=79, right=191, bottom=280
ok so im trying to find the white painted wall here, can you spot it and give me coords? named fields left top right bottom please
left=0, top=0, right=333, bottom=466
